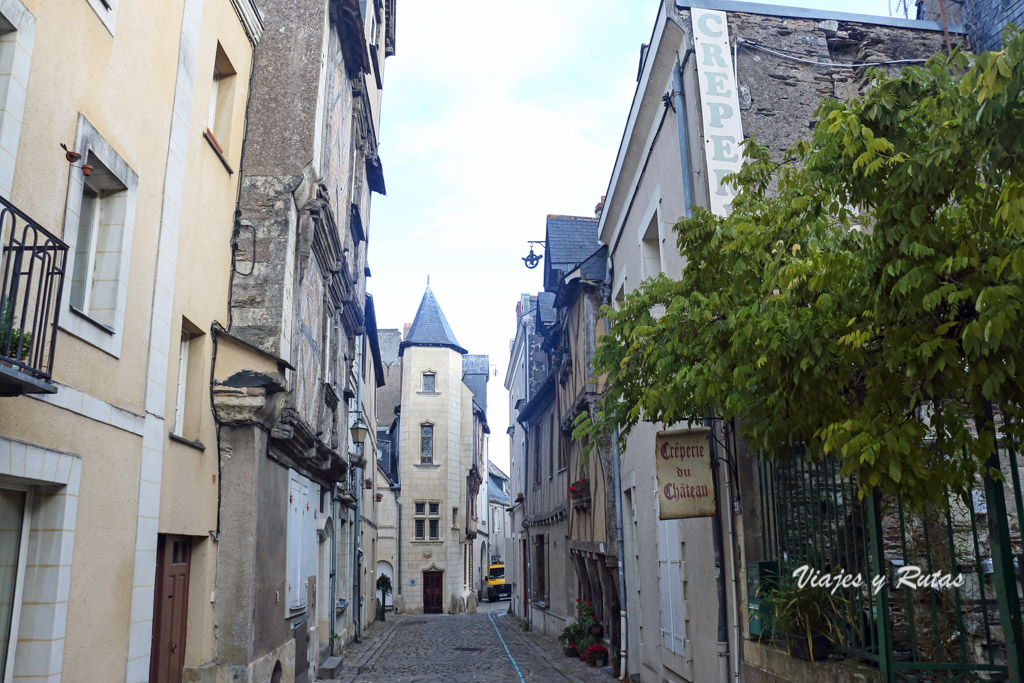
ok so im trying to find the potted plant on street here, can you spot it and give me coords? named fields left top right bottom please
left=576, top=636, right=597, bottom=663
left=376, top=574, right=392, bottom=622
left=757, top=572, right=857, bottom=661
left=584, top=643, right=609, bottom=667
left=558, top=620, right=584, bottom=657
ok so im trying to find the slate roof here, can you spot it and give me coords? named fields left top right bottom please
left=399, top=284, right=467, bottom=355
left=579, top=245, right=608, bottom=282
left=546, top=215, right=600, bottom=268
left=544, top=214, right=600, bottom=291
left=488, top=475, right=510, bottom=505
left=537, top=292, right=557, bottom=327
left=378, top=329, right=402, bottom=366
left=488, top=461, right=509, bottom=481
left=462, top=354, right=489, bottom=413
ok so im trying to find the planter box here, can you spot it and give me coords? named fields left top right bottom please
left=787, top=634, right=832, bottom=661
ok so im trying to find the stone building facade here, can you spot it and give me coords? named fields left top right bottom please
left=593, top=3, right=955, bottom=682
left=392, top=284, right=489, bottom=614
left=206, top=0, right=394, bottom=680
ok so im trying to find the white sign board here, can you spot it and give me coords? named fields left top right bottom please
left=691, top=9, right=745, bottom=216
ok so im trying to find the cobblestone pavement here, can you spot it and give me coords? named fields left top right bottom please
left=331, top=603, right=616, bottom=683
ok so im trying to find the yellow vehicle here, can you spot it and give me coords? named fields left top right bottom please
left=485, top=561, right=511, bottom=602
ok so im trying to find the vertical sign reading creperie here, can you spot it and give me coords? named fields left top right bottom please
left=691, top=8, right=745, bottom=216
left=656, top=429, right=715, bottom=519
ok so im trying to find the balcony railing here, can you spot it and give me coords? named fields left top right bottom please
left=0, top=196, right=67, bottom=395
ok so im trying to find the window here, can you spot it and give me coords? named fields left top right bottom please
left=414, top=501, right=440, bottom=540
left=68, top=158, right=128, bottom=329
left=534, top=534, right=547, bottom=602
left=641, top=212, right=662, bottom=278
left=658, top=520, right=687, bottom=656
left=422, top=373, right=435, bottom=392
left=60, top=114, right=138, bottom=356
left=532, top=425, right=542, bottom=486
left=0, top=4, right=35, bottom=198
left=0, top=486, right=28, bottom=679
left=452, top=507, right=458, bottom=529
left=420, top=424, right=433, bottom=464
left=172, top=319, right=204, bottom=441
left=287, top=472, right=315, bottom=610
left=205, top=43, right=237, bottom=159
left=558, top=426, right=567, bottom=471
left=548, top=415, right=554, bottom=478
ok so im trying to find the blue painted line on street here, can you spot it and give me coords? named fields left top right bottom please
left=488, top=612, right=526, bottom=683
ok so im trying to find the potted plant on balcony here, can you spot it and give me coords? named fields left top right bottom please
left=757, top=573, right=856, bottom=661
left=0, top=298, right=31, bottom=363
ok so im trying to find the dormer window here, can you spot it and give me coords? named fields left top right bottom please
left=423, top=373, right=435, bottom=392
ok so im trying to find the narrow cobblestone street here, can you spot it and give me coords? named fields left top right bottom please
left=332, top=601, right=616, bottom=683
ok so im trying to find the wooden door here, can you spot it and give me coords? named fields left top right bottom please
left=150, top=535, right=191, bottom=683
left=423, top=571, right=443, bottom=614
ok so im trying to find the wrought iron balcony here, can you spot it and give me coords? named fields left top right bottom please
left=0, top=196, right=68, bottom=396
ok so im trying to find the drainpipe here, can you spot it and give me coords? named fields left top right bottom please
left=353, top=333, right=365, bottom=641
left=396, top=494, right=402, bottom=599
left=706, top=411, right=730, bottom=683
left=521, top=315, right=532, bottom=623
left=600, top=260, right=628, bottom=681
left=673, top=52, right=695, bottom=218
left=612, top=429, right=628, bottom=681
left=330, top=483, right=338, bottom=653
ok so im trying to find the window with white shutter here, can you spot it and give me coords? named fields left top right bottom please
left=657, top=520, right=687, bottom=656
left=287, top=473, right=312, bottom=610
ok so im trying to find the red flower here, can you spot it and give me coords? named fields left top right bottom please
left=593, top=616, right=598, bottom=621
left=576, top=598, right=580, bottom=603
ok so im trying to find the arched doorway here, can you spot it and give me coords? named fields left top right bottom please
left=376, top=560, right=394, bottom=608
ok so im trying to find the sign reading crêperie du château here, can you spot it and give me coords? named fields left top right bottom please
left=656, top=429, right=715, bottom=520
left=691, top=8, right=745, bottom=217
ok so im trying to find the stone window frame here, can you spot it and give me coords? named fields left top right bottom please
left=413, top=500, right=441, bottom=541
left=0, top=0, right=35, bottom=199
left=58, top=114, right=138, bottom=357
left=419, top=422, right=433, bottom=464
left=421, top=372, right=435, bottom=393
left=0, top=437, right=81, bottom=681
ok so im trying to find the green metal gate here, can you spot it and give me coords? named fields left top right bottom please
left=757, top=437, right=1024, bottom=682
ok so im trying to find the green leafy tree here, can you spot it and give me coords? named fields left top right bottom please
left=576, top=31, right=1024, bottom=509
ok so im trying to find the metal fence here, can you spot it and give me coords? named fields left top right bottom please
left=757, top=436, right=1024, bottom=682
left=0, top=196, right=67, bottom=383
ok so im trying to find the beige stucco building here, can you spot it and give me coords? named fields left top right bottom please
left=0, top=0, right=259, bottom=680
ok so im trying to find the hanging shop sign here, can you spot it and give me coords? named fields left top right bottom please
left=691, top=8, right=745, bottom=216
left=656, top=428, right=715, bottom=519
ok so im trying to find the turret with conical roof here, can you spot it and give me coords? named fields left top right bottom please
left=399, top=283, right=468, bottom=355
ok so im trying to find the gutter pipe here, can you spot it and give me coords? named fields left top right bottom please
left=353, top=333, right=365, bottom=641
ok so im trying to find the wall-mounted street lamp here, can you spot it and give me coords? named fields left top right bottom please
left=350, top=413, right=369, bottom=445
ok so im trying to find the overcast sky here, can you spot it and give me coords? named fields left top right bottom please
left=367, top=0, right=912, bottom=474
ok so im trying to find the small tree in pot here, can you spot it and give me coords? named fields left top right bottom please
left=376, top=574, right=392, bottom=622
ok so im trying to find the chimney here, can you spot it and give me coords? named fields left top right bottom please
left=402, top=323, right=411, bottom=340
left=594, top=195, right=606, bottom=220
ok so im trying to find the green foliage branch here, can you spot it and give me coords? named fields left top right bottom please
left=575, top=31, right=1024, bottom=510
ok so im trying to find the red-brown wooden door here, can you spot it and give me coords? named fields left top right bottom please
left=150, top=535, right=191, bottom=683
left=423, top=570, right=443, bottom=614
